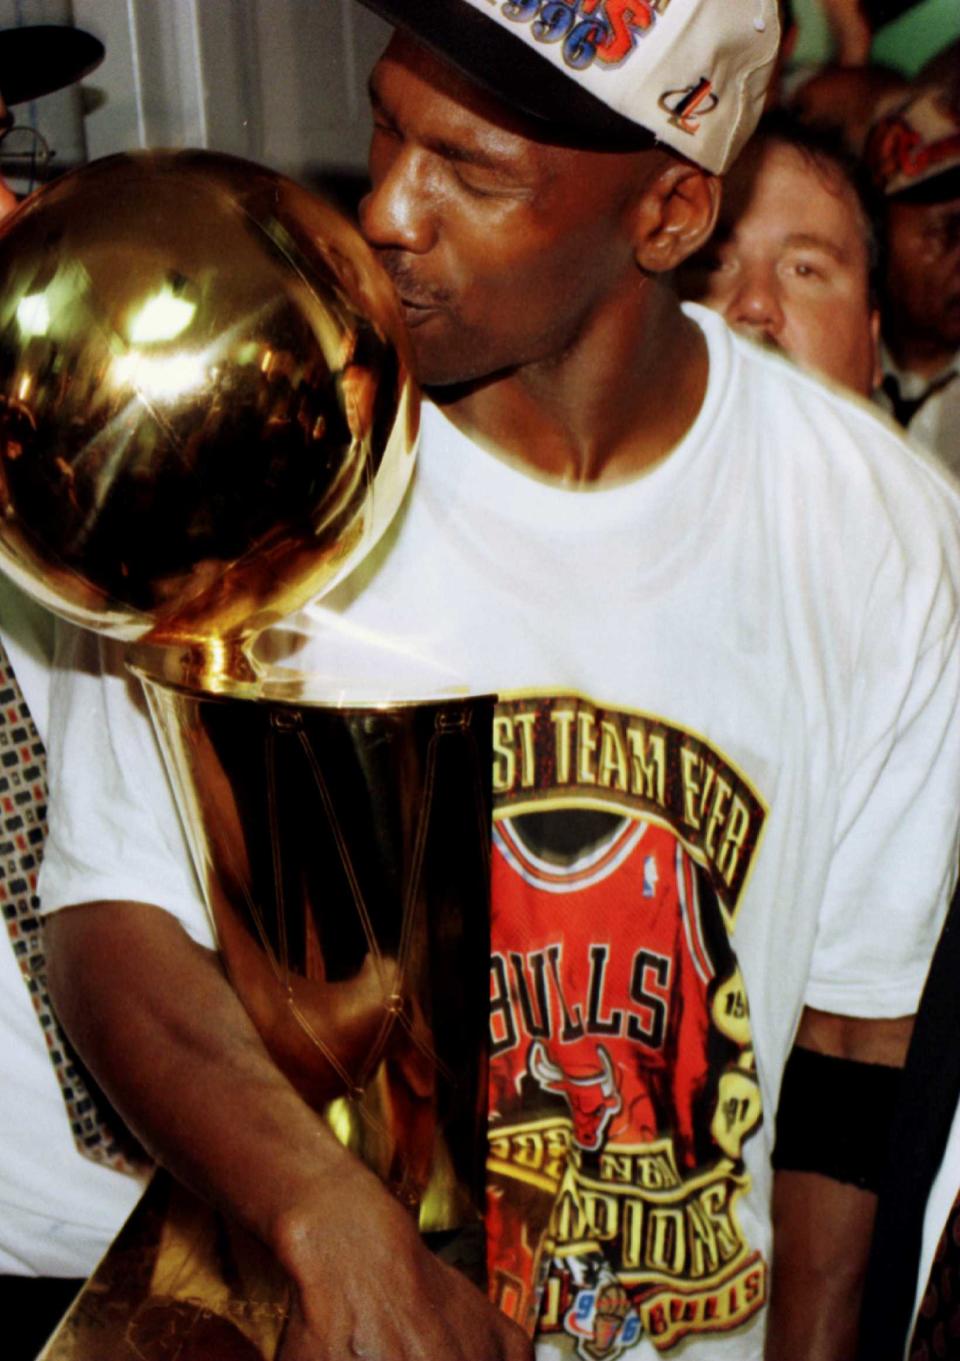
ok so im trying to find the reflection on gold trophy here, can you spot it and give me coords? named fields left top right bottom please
left=0, top=149, right=417, bottom=658
left=0, top=151, right=494, bottom=1359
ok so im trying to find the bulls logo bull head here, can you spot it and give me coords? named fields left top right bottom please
left=529, top=1040, right=623, bottom=1150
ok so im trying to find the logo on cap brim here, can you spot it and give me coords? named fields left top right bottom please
left=659, top=78, right=718, bottom=135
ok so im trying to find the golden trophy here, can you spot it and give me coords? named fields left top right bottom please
left=0, top=151, right=494, bottom=1358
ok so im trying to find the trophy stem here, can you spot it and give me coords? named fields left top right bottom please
left=129, top=657, right=495, bottom=1243
left=132, top=633, right=259, bottom=691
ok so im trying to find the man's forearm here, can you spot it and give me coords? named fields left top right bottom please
left=765, top=1008, right=914, bottom=1361
left=44, top=900, right=532, bottom=1361
left=45, top=900, right=359, bottom=1246
left=765, top=1170, right=877, bottom=1361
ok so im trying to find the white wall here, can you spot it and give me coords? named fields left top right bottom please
left=4, top=0, right=391, bottom=199
left=0, top=0, right=88, bottom=190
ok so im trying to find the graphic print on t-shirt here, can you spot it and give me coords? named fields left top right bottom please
left=487, top=694, right=766, bottom=1356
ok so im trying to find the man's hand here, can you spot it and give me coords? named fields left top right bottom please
left=45, top=901, right=532, bottom=1361
left=819, top=0, right=872, bottom=65
left=279, top=1163, right=531, bottom=1360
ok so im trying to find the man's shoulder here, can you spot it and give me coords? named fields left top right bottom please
left=692, top=304, right=960, bottom=525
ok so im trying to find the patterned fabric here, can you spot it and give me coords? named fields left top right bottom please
left=0, top=634, right=142, bottom=1173
left=910, top=1192, right=960, bottom=1361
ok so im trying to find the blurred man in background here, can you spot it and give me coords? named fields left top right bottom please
left=866, top=84, right=960, bottom=475
left=677, top=113, right=880, bottom=398
left=790, top=64, right=907, bottom=153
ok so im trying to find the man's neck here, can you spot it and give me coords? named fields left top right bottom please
left=431, top=283, right=708, bottom=488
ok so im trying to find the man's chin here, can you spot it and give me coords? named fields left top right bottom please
left=406, top=325, right=520, bottom=390
left=404, top=319, right=460, bottom=387
left=409, top=340, right=488, bottom=390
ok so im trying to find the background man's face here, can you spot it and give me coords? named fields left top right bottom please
left=678, top=139, right=877, bottom=396
left=883, top=195, right=960, bottom=366
left=359, top=34, right=654, bottom=388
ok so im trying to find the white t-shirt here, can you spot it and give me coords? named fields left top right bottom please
left=39, top=306, right=960, bottom=1357
left=0, top=583, right=146, bottom=1278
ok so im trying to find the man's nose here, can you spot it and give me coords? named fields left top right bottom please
left=360, top=147, right=435, bottom=256
left=727, top=264, right=784, bottom=338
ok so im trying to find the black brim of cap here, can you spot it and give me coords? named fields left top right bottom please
left=892, top=165, right=960, bottom=205
left=359, top=0, right=653, bottom=148
left=0, top=26, right=105, bottom=106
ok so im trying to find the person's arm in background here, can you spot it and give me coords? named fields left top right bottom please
left=817, top=0, right=872, bottom=65
left=765, top=1008, right=913, bottom=1361
left=40, top=624, right=531, bottom=1361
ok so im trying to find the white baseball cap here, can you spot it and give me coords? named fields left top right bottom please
left=358, top=0, right=780, bottom=174
left=865, top=83, right=960, bottom=202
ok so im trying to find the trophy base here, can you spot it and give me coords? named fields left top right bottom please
left=38, top=1172, right=488, bottom=1360
left=38, top=1172, right=288, bottom=1361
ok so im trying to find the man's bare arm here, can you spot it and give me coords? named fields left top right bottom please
left=764, top=1007, right=913, bottom=1361
left=45, top=900, right=532, bottom=1361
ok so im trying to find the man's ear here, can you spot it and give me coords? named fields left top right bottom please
left=632, top=161, right=721, bottom=275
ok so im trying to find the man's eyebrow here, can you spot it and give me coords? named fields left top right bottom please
left=781, top=232, right=850, bottom=261
left=424, top=135, right=513, bottom=173
left=368, top=75, right=390, bottom=120
left=367, top=73, right=519, bottom=176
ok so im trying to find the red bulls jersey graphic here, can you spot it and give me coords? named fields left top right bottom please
left=491, top=820, right=713, bottom=1165
left=486, top=696, right=766, bottom=1358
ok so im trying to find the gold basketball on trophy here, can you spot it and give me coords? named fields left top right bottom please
left=0, top=150, right=418, bottom=677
